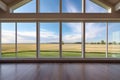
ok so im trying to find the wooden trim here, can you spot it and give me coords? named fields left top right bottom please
left=0, top=22, right=1, bottom=57
left=59, top=21, right=62, bottom=58
left=106, top=22, right=108, bottom=58
left=9, top=0, right=31, bottom=10
left=36, top=22, right=40, bottom=58
left=115, top=2, right=120, bottom=11
left=82, top=22, right=85, bottom=58
left=15, top=22, right=18, bottom=58
left=0, top=58, right=120, bottom=63
left=0, top=13, right=120, bottom=22
left=0, top=0, right=8, bottom=11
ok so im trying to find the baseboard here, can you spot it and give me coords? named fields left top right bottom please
left=0, top=58, right=120, bottom=63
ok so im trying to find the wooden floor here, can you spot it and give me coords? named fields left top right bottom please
left=0, top=63, right=120, bottom=80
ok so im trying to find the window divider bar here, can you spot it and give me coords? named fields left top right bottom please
left=15, top=22, right=18, bottom=58
left=106, top=22, right=108, bottom=58
left=60, top=0, right=62, bottom=13
left=60, top=22, right=62, bottom=58
left=82, top=0, right=86, bottom=58
left=82, top=22, right=85, bottom=58
left=36, top=22, right=40, bottom=58
left=36, top=0, right=40, bottom=13
left=82, top=0, right=85, bottom=13
left=0, top=22, right=1, bottom=58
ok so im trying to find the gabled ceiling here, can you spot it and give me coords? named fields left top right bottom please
left=0, top=0, right=120, bottom=13
left=2, top=0, right=16, bottom=5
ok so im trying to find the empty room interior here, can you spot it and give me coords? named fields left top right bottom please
left=0, top=0, right=120, bottom=80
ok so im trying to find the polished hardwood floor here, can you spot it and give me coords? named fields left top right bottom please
left=0, top=63, right=120, bottom=80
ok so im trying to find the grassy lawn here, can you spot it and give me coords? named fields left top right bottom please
left=2, top=51, right=120, bottom=58
left=1, top=44, right=120, bottom=58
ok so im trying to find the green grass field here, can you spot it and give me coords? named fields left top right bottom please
left=1, top=44, right=120, bottom=58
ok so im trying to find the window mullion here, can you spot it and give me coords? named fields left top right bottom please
left=106, top=22, right=108, bottom=58
left=0, top=22, right=1, bottom=58
left=15, top=22, right=18, bottom=58
left=60, top=22, right=62, bottom=58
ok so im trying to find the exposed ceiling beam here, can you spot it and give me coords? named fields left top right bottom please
left=0, top=13, right=120, bottom=22
left=115, top=2, right=120, bottom=11
left=0, top=0, right=8, bottom=11
left=9, top=0, right=31, bottom=10
left=91, top=0, right=112, bottom=13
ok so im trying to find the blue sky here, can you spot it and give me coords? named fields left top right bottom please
left=1, top=0, right=120, bottom=43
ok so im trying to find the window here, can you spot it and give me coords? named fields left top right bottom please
left=108, top=23, right=120, bottom=58
left=1, top=23, right=16, bottom=58
left=40, top=22, right=59, bottom=58
left=62, top=0, right=82, bottom=13
left=40, top=0, right=60, bottom=13
left=85, top=22, right=107, bottom=58
left=13, top=0, right=36, bottom=13
left=86, top=0, right=108, bottom=13
left=17, top=23, right=36, bottom=58
left=62, top=22, right=82, bottom=58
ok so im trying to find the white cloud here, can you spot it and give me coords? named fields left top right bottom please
left=2, top=28, right=59, bottom=43
left=63, top=34, right=81, bottom=43
left=2, top=30, right=15, bottom=43
left=63, top=23, right=106, bottom=43
left=86, top=23, right=106, bottom=40
left=17, top=31, right=36, bottom=43
left=66, top=0, right=79, bottom=13
left=66, top=23, right=81, bottom=33
left=63, top=23, right=82, bottom=43
left=2, top=30, right=36, bottom=43
left=40, top=29, right=59, bottom=43
left=2, top=23, right=106, bottom=43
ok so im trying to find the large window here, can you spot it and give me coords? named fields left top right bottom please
left=0, top=22, right=120, bottom=59
left=108, top=23, right=120, bottom=58
left=12, top=0, right=109, bottom=13
left=40, top=22, right=59, bottom=58
left=17, top=23, right=36, bottom=58
left=62, top=22, right=82, bottom=58
left=85, top=23, right=107, bottom=58
left=1, top=23, right=16, bottom=58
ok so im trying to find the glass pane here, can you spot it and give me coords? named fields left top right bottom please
left=1, top=23, right=16, bottom=58
left=40, top=0, right=59, bottom=13
left=108, top=23, right=120, bottom=58
left=17, top=23, right=36, bottom=58
left=62, top=22, right=82, bottom=58
left=13, top=0, right=36, bottom=13
left=86, top=0, right=108, bottom=13
left=85, top=23, right=106, bottom=58
left=62, top=0, right=82, bottom=13
left=40, top=22, right=59, bottom=58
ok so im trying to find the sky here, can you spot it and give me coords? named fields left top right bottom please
left=1, top=0, right=120, bottom=43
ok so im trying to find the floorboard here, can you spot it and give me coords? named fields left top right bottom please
left=0, top=63, right=120, bottom=80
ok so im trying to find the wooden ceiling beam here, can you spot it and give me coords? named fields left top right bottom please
left=0, top=0, right=8, bottom=11
left=0, top=13, right=120, bottom=22
left=9, top=0, right=31, bottom=10
left=115, top=2, right=120, bottom=11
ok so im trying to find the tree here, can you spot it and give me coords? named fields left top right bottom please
left=113, top=41, right=117, bottom=44
left=101, top=40, right=105, bottom=44
left=62, top=41, right=64, bottom=45
left=97, top=42, right=100, bottom=44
